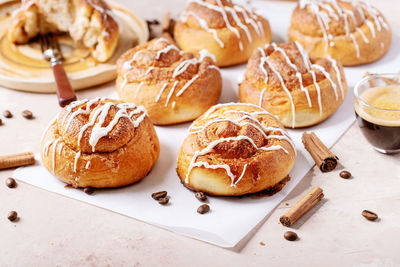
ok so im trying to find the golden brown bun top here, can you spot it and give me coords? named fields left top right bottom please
left=56, top=98, right=147, bottom=153
left=292, top=0, right=390, bottom=38
left=116, top=34, right=217, bottom=82
left=184, top=103, right=295, bottom=164
left=245, top=42, right=341, bottom=92
left=180, top=0, right=265, bottom=31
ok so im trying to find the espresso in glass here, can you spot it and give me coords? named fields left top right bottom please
left=354, top=74, right=400, bottom=154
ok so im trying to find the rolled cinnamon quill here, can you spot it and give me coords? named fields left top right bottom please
left=302, top=132, right=338, bottom=172
left=280, top=187, right=324, bottom=227
left=0, top=152, right=35, bottom=170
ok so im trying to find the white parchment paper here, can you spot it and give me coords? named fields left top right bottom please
left=13, top=1, right=400, bottom=247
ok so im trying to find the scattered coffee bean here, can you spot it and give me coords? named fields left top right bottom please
left=340, top=170, right=352, bottom=179
left=158, top=196, right=169, bottom=205
left=0, top=118, right=2, bottom=125
left=7, top=211, right=18, bottom=222
left=22, top=110, right=33, bottom=119
left=284, top=231, right=298, bottom=241
left=5, top=177, right=16, bottom=188
left=152, top=191, right=167, bottom=200
left=362, top=210, right=378, bottom=221
left=197, top=204, right=210, bottom=214
left=3, top=110, right=12, bottom=118
left=83, top=187, right=94, bottom=195
left=259, top=241, right=266, bottom=246
left=195, top=192, right=207, bottom=202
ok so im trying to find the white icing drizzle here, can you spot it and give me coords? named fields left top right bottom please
left=300, top=0, right=388, bottom=55
left=356, top=27, right=369, bottom=43
left=350, top=33, right=360, bottom=58
left=85, top=161, right=91, bottom=170
left=265, top=57, right=296, bottom=128
left=259, top=88, right=266, bottom=107
left=310, top=71, right=323, bottom=115
left=40, top=116, right=57, bottom=143
left=42, top=140, right=53, bottom=156
left=185, top=104, right=295, bottom=185
left=176, top=74, right=200, bottom=97
left=74, top=151, right=81, bottom=173
left=173, top=58, right=198, bottom=78
left=165, top=81, right=178, bottom=107
left=199, top=49, right=216, bottom=63
left=51, top=138, right=60, bottom=173
left=172, top=102, right=176, bottom=109
left=57, top=143, right=64, bottom=155
left=155, top=83, right=169, bottom=103
left=311, top=64, right=338, bottom=100
left=135, top=82, right=144, bottom=98
left=327, top=57, right=345, bottom=99
left=145, top=67, right=154, bottom=76
left=184, top=0, right=264, bottom=51
left=181, top=11, right=224, bottom=48
left=156, top=44, right=180, bottom=60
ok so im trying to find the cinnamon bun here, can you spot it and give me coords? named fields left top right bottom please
left=289, top=0, right=392, bottom=66
left=239, top=42, right=347, bottom=128
left=8, top=0, right=119, bottom=62
left=177, top=103, right=296, bottom=196
left=174, top=0, right=271, bottom=67
left=40, top=98, right=160, bottom=188
left=116, top=35, right=222, bottom=125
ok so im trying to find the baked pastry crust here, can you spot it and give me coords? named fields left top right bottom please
left=239, top=42, right=347, bottom=128
left=174, top=0, right=271, bottom=67
left=8, top=0, right=119, bottom=62
left=288, top=0, right=392, bottom=66
left=116, top=35, right=222, bottom=125
left=177, top=103, right=296, bottom=196
left=40, top=98, right=160, bottom=188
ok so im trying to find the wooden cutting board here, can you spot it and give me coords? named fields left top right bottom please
left=0, top=0, right=149, bottom=93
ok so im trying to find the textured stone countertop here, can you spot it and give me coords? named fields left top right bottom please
left=1, top=0, right=399, bottom=266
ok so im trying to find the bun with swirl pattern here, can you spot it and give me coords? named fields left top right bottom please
left=288, top=0, right=392, bottom=66
left=177, top=103, right=296, bottom=196
left=40, top=98, right=160, bottom=188
left=8, top=0, right=119, bottom=62
left=116, top=34, right=222, bottom=125
left=174, top=0, right=271, bottom=67
left=239, top=42, right=347, bottom=128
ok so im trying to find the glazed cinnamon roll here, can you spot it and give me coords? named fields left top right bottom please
left=40, top=98, right=160, bottom=188
left=239, top=42, right=347, bottom=128
left=8, top=0, right=119, bottom=62
left=289, top=0, right=392, bottom=66
left=174, top=0, right=271, bottom=67
left=177, top=103, right=296, bottom=196
left=116, top=35, right=222, bottom=125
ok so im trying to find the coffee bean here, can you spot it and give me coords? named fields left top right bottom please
left=3, top=110, right=12, bottom=118
left=5, top=177, right=16, bottom=188
left=22, top=110, right=33, bottom=119
left=362, top=210, right=378, bottom=221
left=158, top=196, right=169, bottom=205
left=7, top=211, right=18, bottom=222
left=284, top=231, right=298, bottom=241
left=197, top=204, right=210, bottom=214
left=83, top=187, right=94, bottom=195
left=0, top=118, right=2, bottom=125
left=152, top=191, right=167, bottom=200
left=195, top=192, right=207, bottom=202
left=340, top=170, right=351, bottom=179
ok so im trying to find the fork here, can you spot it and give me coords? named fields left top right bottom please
left=40, top=33, right=77, bottom=107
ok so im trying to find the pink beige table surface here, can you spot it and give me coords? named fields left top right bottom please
left=1, top=0, right=400, bottom=266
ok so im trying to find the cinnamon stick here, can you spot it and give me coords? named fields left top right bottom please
left=302, top=132, right=338, bottom=172
left=280, top=187, right=324, bottom=227
left=0, top=152, right=35, bottom=170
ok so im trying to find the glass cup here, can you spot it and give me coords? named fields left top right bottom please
left=354, top=73, right=400, bottom=154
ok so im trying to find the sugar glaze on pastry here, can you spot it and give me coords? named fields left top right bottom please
left=239, top=42, right=347, bottom=128
left=177, top=103, right=296, bottom=196
left=116, top=35, right=222, bottom=125
left=289, top=0, right=391, bottom=66
left=174, top=0, right=272, bottom=67
left=41, top=98, right=160, bottom=188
